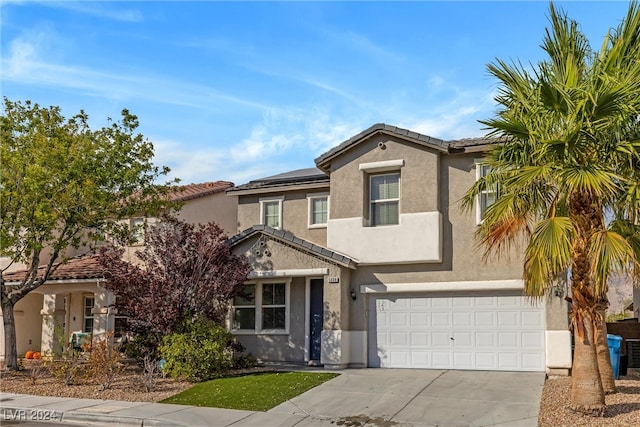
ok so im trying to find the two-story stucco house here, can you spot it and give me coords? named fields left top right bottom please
left=227, top=124, right=572, bottom=374
left=0, top=181, right=237, bottom=360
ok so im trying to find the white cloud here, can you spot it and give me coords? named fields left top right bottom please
left=1, top=31, right=274, bottom=113
left=4, top=1, right=145, bottom=22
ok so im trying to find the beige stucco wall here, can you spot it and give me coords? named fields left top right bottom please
left=341, top=153, right=525, bottom=331
left=236, top=188, right=329, bottom=246
left=329, top=134, right=440, bottom=220
left=230, top=234, right=352, bottom=363
left=176, top=192, right=238, bottom=236
left=13, top=293, right=43, bottom=356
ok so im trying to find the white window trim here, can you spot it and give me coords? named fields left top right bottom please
left=359, top=159, right=404, bottom=172
left=231, top=279, right=291, bottom=335
left=369, top=172, right=400, bottom=227
left=475, top=159, right=496, bottom=225
left=83, top=295, right=95, bottom=334
left=259, top=196, right=284, bottom=229
left=129, top=217, right=145, bottom=245
left=307, top=192, right=329, bottom=229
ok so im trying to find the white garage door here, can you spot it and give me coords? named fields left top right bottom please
left=368, top=293, right=545, bottom=371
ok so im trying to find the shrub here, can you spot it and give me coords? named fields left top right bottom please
left=44, top=349, right=83, bottom=385
left=159, top=317, right=240, bottom=381
left=120, top=330, right=162, bottom=362
left=141, top=354, right=159, bottom=392
left=84, top=332, right=124, bottom=390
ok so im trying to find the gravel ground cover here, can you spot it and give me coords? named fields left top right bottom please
left=0, top=360, right=192, bottom=402
left=538, top=369, right=640, bottom=427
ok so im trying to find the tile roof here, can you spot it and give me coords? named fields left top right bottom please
left=227, top=225, right=357, bottom=269
left=168, top=181, right=234, bottom=202
left=228, top=168, right=328, bottom=193
left=3, top=254, right=106, bottom=284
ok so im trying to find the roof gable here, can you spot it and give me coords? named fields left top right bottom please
left=315, top=123, right=449, bottom=172
left=227, top=225, right=357, bottom=269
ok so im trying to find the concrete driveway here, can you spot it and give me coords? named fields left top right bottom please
left=269, top=369, right=545, bottom=426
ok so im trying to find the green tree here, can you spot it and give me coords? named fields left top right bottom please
left=462, top=2, right=640, bottom=415
left=0, top=98, right=174, bottom=370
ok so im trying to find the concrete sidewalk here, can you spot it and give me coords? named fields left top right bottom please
left=0, top=369, right=545, bottom=426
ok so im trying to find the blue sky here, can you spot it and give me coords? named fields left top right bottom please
left=1, top=1, right=631, bottom=185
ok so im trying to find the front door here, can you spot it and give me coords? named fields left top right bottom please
left=309, top=278, right=324, bottom=361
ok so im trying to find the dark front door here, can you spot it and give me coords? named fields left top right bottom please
left=309, top=278, right=324, bottom=361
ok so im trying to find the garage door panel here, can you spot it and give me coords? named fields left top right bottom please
left=498, top=352, right=519, bottom=370
left=475, top=312, right=495, bottom=327
left=522, top=311, right=544, bottom=327
left=452, top=331, right=473, bottom=346
left=475, top=332, right=495, bottom=347
left=453, top=351, right=474, bottom=368
left=522, top=353, right=545, bottom=370
left=431, top=312, right=450, bottom=327
left=369, top=293, right=545, bottom=371
left=411, top=312, right=429, bottom=326
left=432, top=331, right=452, bottom=346
left=453, top=312, right=473, bottom=327
left=411, top=351, right=430, bottom=367
left=411, top=331, right=428, bottom=346
left=431, top=351, right=451, bottom=368
left=521, top=331, right=544, bottom=348
left=390, top=312, right=409, bottom=327
left=390, top=331, right=409, bottom=346
left=497, top=311, right=518, bottom=326
left=475, top=352, right=496, bottom=369
left=453, top=297, right=473, bottom=308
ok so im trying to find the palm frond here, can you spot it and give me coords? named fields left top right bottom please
left=588, top=229, right=639, bottom=297
left=523, top=217, right=574, bottom=296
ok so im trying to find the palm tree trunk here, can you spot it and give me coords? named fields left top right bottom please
left=568, top=191, right=607, bottom=414
left=596, top=308, right=616, bottom=393
left=570, top=311, right=605, bottom=415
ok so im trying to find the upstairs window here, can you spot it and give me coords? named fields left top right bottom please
left=130, top=218, right=145, bottom=245
left=476, top=162, right=497, bottom=224
left=260, top=197, right=283, bottom=229
left=308, top=194, right=329, bottom=228
left=370, top=173, right=400, bottom=226
left=83, top=296, right=95, bottom=333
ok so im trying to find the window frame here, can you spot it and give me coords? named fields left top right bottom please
left=83, top=295, right=95, bottom=334
left=231, top=280, right=290, bottom=335
left=475, top=160, right=497, bottom=225
left=259, top=196, right=284, bottom=229
left=307, top=193, right=329, bottom=229
left=369, top=172, right=400, bottom=227
left=129, top=217, right=145, bottom=245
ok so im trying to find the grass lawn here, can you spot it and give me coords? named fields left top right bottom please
left=160, top=371, right=339, bottom=411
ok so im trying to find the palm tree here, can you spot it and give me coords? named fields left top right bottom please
left=462, top=2, right=640, bottom=414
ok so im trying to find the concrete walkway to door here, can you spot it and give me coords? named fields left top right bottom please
left=269, top=368, right=545, bottom=426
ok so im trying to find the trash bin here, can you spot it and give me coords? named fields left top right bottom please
left=607, top=334, right=623, bottom=380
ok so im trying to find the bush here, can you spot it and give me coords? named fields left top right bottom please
left=159, top=318, right=240, bottom=381
left=84, top=332, right=124, bottom=390
left=120, top=330, right=162, bottom=362
left=44, top=350, right=84, bottom=386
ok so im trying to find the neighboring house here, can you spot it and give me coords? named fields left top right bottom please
left=227, top=123, right=572, bottom=374
left=0, top=181, right=237, bottom=360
